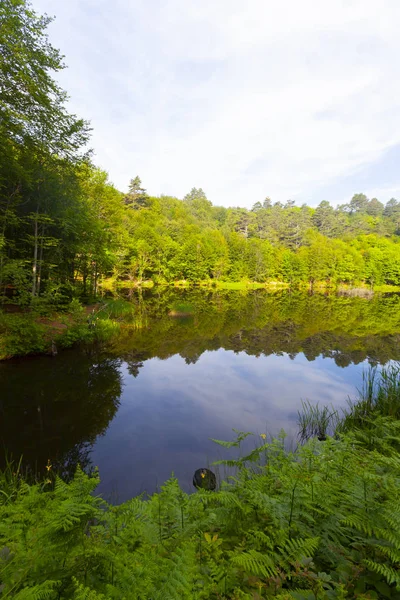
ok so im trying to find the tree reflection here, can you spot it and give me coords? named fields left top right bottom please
left=0, top=348, right=122, bottom=478
left=112, top=289, right=400, bottom=369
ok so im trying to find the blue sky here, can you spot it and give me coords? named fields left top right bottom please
left=33, top=0, right=400, bottom=208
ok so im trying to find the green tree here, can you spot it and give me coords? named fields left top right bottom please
left=312, top=201, right=336, bottom=236
left=349, top=193, right=369, bottom=214
left=247, top=238, right=276, bottom=281
left=183, top=187, right=209, bottom=203
left=384, top=198, right=400, bottom=234
left=0, top=0, right=90, bottom=303
left=263, top=196, right=272, bottom=209
left=124, top=176, right=149, bottom=209
left=366, top=197, right=384, bottom=217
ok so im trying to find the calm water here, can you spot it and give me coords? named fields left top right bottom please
left=1, top=290, right=400, bottom=501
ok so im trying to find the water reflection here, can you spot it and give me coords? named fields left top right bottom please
left=92, top=351, right=363, bottom=501
left=1, top=290, right=400, bottom=500
left=0, top=348, right=122, bottom=479
left=114, top=289, right=400, bottom=369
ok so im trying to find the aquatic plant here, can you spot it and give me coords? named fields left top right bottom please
left=298, top=363, right=400, bottom=445
left=96, top=298, right=149, bottom=329
left=297, top=400, right=338, bottom=442
left=339, top=363, right=400, bottom=435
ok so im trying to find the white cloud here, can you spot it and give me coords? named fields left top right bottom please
left=33, top=0, right=400, bottom=206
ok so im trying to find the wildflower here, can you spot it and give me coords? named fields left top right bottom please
left=45, top=459, right=52, bottom=472
left=260, top=433, right=267, bottom=440
left=201, top=472, right=205, bottom=479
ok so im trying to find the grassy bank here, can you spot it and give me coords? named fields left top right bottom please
left=0, top=296, right=157, bottom=360
left=1, top=367, right=400, bottom=599
left=0, top=302, right=121, bottom=360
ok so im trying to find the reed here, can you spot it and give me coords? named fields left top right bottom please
left=298, top=363, right=400, bottom=441
left=297, top=400, right=338, bottom=442
left=339, top=363, right=400, bottom=433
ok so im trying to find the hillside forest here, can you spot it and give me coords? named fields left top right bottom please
left=2, top=0, right=400, bottom=308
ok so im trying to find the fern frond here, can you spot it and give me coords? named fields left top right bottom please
left=230, top=549, right=277, bottom=578
left=72, top=579, right=106, bottom=600
left=363, top=559, right=400, bottom=585
left=282, top=536, right=320, bottom=562
left=211, top=431, right=253, bottom=448
left=13, top=580, right=61, bottom=600
left=375, top=544, right=400, bottom=563
left=341, top=514, right=373, bottom=536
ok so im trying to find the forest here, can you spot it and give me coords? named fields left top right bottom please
left=2, top=0, right=400, bottom=311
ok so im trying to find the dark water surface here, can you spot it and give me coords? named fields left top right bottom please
left=1, top=290, right=400, bottom=501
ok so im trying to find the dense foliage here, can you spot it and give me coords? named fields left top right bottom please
left=1, top=417, right=400, bottom=599
left=2, top=1, right=400, bottom=309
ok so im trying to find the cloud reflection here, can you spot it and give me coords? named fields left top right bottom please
left=92, top=350, right=364, bottom=501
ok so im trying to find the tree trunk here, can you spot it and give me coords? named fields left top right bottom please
left=83, top=261, right=87, bottom=296
left=94, top=261, right=98, bottom=297
left=37, top=224, right=45, bottom=295
left=0, top=186, right=20, bottom=302
left=32, top=212, right=39, bottom=297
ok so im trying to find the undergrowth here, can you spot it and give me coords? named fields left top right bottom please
left=0, top=302, right=122, bottom=359
left=1, top=418, right=400, bottom=599
left=0, top=313, right=48, bottom=359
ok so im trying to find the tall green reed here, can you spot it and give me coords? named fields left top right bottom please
left=298, top=363, right=400, bottom=441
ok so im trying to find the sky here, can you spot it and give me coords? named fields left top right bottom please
left=33, top=0, right=400, bottom=208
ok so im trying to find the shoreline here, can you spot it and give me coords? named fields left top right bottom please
left=102, top=278, right=400, bottom=293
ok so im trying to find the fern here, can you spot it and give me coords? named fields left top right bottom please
left=281, top=536, right=320, bottom=563
left=12, top=581, right=61, bottom=600
left=230, top=548, right=277, bottom=578
left=363, top=559, right=400, bottom=585
left=72, top=580, right=105, bottom=600
left=2, top=415, right=400, bottom=599
left=210, top=430, right=253, bottom=448
left=152, top=542, right=197, bottom=600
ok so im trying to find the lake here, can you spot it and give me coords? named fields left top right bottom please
left=1, top=289, right=399, bottom=502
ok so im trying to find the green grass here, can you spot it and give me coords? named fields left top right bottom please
left=95, top=298, right=149, bottom=329
left=208, top=281, right=289, bottom=290
left=0, top=300, right=126, bottom=359
left=374, top=284, right=400, bottom=292
left=162, top=280, right=291, bottom=290
left=0, top=456, right=24, bottom=505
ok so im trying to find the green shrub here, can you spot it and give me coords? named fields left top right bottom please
left=67, top=298, right=85, bottom=319
left=0, top=313, right=48, bottom=359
